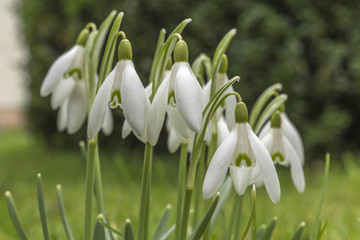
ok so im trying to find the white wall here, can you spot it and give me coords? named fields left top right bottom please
left=0, top=0, right=27, bottom=127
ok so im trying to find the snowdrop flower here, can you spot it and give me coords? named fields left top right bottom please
left=40, top=29, right=90, bottom=134
left=88, top=39, right=150, bottom=140
left=203, top=102, right=280, bottom=203
left=259, top=105, right=304, bottom=165
left=259, top=112, right=305, bottom=193
left=167, top=40, right=205, bottom=133
left=203, top=54, right=237, bottom=129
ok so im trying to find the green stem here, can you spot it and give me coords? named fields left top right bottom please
left=192, top=145, right=206, bottom=228
left=175, top=142, right=189, bottom=240
left=179, top=189, right=193, bottom=240
left=233, top=196, right=243, bottom=240
left=137, top=142, right=153, bottom=240
left=84, top=139, right=97, bottom=240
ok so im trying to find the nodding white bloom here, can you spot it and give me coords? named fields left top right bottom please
left=203, top=55, right=237, bottom=130
left=166, top=118, right=195, bottom=153
left=203, top=102, right=280, bottom=204
left=40, top=29, right=90, bottom=134
left=88, top=39, right=150, bottom=140
left=259, top=111, right=305, bottom=193
left=259, top=110, right=304, bottom=165
left=217, top=116, right=230, bottom=146
left=167, top=40, right=205, bottom=133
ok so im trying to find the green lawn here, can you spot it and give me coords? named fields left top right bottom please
left=0, top=130, right=359, bottom=239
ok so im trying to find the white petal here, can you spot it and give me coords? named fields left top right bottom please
left=40, top=46, right=78, bottom=96
left=281, top=113, right=305, bottom=165
left=203, top=132, right=237, bottom=199
left=260, top=130, right=273, bottom=152
left=229, top=166, right=253, bottom=195
left=203, top=80, right=211, bottom=103
left=87, top=69, right=115, bottom=140
left=246, top=123, right=280, bottom=204
left=101, top=106, right=113, bottom=136
left=217, top=116, right=230, bottom=146
left=50, top=77, right=76, bottom=110
left=283, top=136, right=305, bottom=193
left=147, top=75, right=169, bottom=145
left=66, top=82, right=87, bottom=134
left=225, top=85, right=237, bottom=130
left=167, top=127, right=182, bottom=153
left=250, top=165, right=264, bottom=187
left=57, top=99, right=68, bottom=132
left=175, top=63, right=205, bottom=132
left=120, top=61, right=150, bottom=137
left=167, top=106, right=191, bottom=140
left=258, top=121, right=271, bottom=140
left=122, top=120, right=132, bottom=139
left=110, top=61, right=126, bottom=108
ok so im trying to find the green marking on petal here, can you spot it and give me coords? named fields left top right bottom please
left=271, top=152, right=284, bottom=163
left=168, top=90, right=176, bottom=105
left=67, top=68, right=82, bottom=80
left=235, top=153, right=252, bottom=167
left=111, top=89, right=121, bottom=107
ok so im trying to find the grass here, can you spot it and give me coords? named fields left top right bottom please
left=0, top=129, right=359, bottom=239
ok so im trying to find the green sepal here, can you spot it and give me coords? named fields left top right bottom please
left=174, top=40, right=188, bottom=62
left=76, top=28, right=90, bottom=46
left=270, top=111, right=281, bottom=128
left=235, top=102, right=248, bottom=123
left=188, top=192, right=220, bottom=240
left=118, top=39, right=133, bottom=61
left=5, top=191, right=28, bottom=240
left=219, top=54, right=228, bottom=74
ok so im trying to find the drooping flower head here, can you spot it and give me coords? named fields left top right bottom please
left=259, top=111, right=305, bottom=193
left=167, top=40, right=205, bottom=134
left=88, top=38, right=150, bottom=140
left=203, top=102, right=281, bottom=203
left=40, top=29, right=92, bottom=134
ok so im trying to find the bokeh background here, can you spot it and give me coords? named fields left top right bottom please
left=15, top=0, right=360, bottom=162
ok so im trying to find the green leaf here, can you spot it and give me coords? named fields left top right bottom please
left=93, top=10, right=118, bottom=71
left=98, top=218, right=123, bottom=238
left=124, top=219, right=135, bottom=240
left=5, top=191, right=28, bottom=240
left=291, top=222, right=305, bottom=240
left=159, top=225, right=175, bottom=240
left=263, top=217, right=277, bottom=240
left=149, top=29, right=166, bottom=91
left=210, top=177, right=232, bottom=230
left=56, top=185, right=74, bottom=240
left=93, top=216, right=106, bottom=240
left=189, top=192, right=220, bottom=240
left=152, top=205, right=171, bottom=240
left=97, top=12, right=124, bottom=90
left=311, top=153, right=330, bottom=240
left=249, top=83, right=282, bottom=127
left=191, top=54, right=212, bottom=87
left=37, top=174, right=50, bottom=240
left=253, top=94, right=288, bottom=134
left=256, top=225, right=266, bottom=240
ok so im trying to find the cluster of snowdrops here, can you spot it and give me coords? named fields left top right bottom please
left=7, top=10, right=307, bottom=240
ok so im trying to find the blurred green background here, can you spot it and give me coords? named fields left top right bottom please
left=21, top=0, right=360, bottom=162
